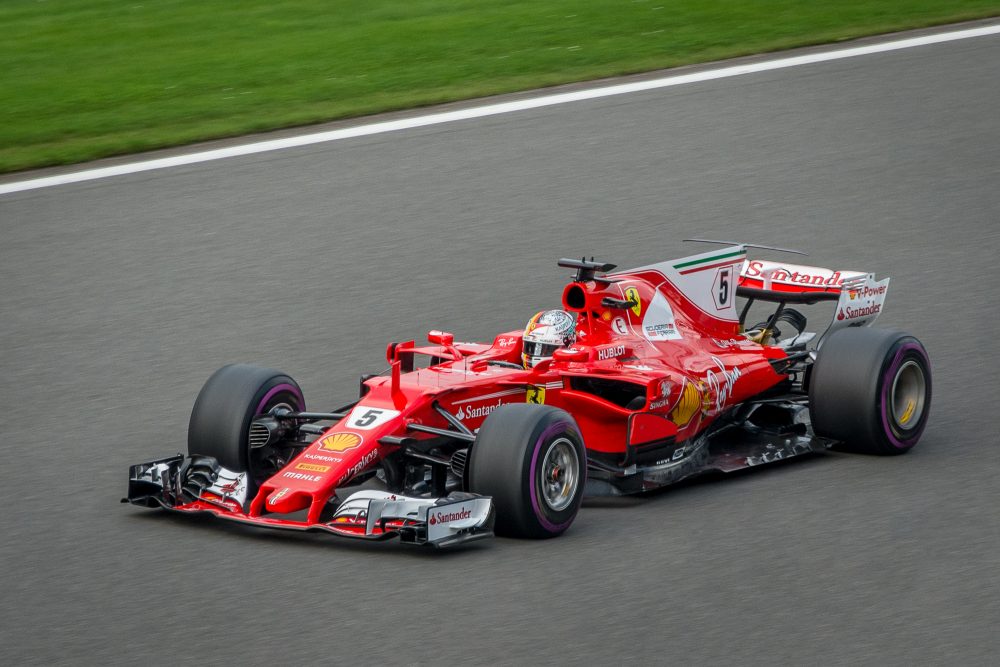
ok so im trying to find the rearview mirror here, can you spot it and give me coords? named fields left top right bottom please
left=427, top=330, right=454, bottom=346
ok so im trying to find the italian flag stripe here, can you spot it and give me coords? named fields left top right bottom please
left=678, top=258, right=743, bottom=275
left=673, top=249, right=746, bottom=270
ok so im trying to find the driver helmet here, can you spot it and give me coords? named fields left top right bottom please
left=522, top=310, right=577, bottom=368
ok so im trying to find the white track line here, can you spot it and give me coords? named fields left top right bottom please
left=3, top=23, right=999, bottom=196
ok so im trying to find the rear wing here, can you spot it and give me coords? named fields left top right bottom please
left=589, top=244, right=890, bottom=340
left=738, top=259, right=890, bottom=331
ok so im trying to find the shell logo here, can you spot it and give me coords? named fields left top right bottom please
left=319, top=432, right=363, bottom=452
left=671, top=381, right=702, bottom=427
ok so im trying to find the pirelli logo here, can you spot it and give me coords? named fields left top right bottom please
left=295, top=463, right=330, bottom=473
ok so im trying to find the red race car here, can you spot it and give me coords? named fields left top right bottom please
left=125, top=242, right=931, bottom=547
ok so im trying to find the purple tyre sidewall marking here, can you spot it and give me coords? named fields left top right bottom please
left=255, top=383, right=304, bottom=416
left=528, top=420, right=585, bottom=534
left=879, top=342, right=928, bottom=449
left=247, top=382, right=303, bottom=482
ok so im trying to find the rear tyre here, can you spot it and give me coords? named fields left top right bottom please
left=809, top=328, right=931, bottom=455
left=469, top=405, right=586, bottom=538
left=188, top=364, right=305, bottom=491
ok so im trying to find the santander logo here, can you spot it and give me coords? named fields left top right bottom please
left=744, top=260, right=848, bottom=287
left=429, top=507, right=473, bottom=525
left=455, top=400, right=502, bottom=421
left=841, top=303, right=882, bottom=320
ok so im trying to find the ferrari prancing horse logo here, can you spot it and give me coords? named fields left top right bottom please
left=624, top=287, right=641, bottom=318
left=526, top=386, right=546, bottom=405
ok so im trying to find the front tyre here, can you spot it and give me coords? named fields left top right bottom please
left=469, top=405, right=586, bottom=538
left=188, top=364, right=305, bottom=491
left=809, top=328, right=931, bottom=455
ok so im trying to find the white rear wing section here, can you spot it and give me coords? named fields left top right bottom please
left=625, top=245, right=748, bottom=325
left=740, top=259, right=865, bottom=291
left=620, top=249, right=889, bottom=338
left=738, top=259, right=890, bottom=331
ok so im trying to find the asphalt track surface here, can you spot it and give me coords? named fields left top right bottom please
left=2, top=23, right=999, bottom=665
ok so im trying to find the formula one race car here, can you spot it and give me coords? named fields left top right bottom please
left=124, top=242, right=931, bottom=547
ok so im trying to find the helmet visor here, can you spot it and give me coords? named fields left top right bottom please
left=523, top=341, right=561, bottom=359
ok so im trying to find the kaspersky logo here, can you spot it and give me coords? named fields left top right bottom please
left=319, top=432, right=363, bottom=452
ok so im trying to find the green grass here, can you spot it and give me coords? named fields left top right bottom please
left=2, top=0, right=998, bottom=173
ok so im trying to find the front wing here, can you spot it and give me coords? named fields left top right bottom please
left=123, top=455, right=494, bottom=548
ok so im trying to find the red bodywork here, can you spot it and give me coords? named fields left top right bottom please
left=168, top=247, right=803, bottom=534
left=230, top=248, right=786, bottom=524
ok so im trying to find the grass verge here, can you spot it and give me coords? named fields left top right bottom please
left=2, top=0, right=998, bottom=173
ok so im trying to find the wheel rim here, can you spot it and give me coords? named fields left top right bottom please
left=890, top=360, right=926, bottom=430
left=539, top=437, right=579, bottom=512
left=249, top=393, right=300, bottom=486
